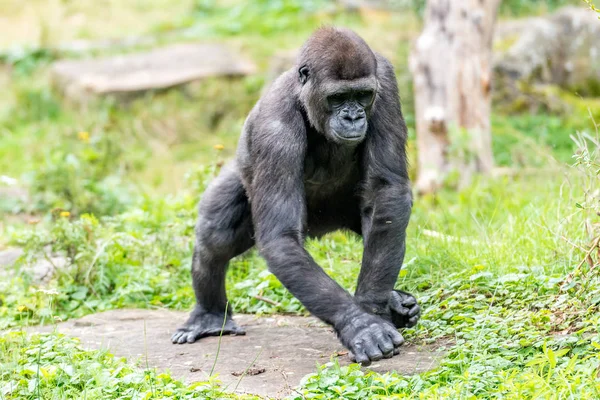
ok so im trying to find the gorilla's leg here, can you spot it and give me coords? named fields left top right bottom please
left=172, top=165, right=254, bottom=344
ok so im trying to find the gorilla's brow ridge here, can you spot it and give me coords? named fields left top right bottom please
left=320, top=76, right=378, bottom=96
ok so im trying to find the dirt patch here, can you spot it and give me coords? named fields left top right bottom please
left=30, top=309, right=447, bottom=398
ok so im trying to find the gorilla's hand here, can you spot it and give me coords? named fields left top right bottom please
left=389, top=290, right=421, bottom=328
left=336, top=310, right=404, bottom=366
left=357, top=290, right=420, bottom=329
left=171, top=308, right=245, bottom=344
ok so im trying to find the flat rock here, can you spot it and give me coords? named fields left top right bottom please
left=51, top=43, right=256, bottom=101
left=32, top=309, right=446, bottom=398
left=0, top=248, right=23, bottom=268
left=0, top=248, right=67, bottom=284
left=0, top=185, right=28, bottom=203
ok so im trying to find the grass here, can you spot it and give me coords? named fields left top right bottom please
left=0, top=331, right=246, bottom=399
left=0, top=0, right=194, bottom=49
left=1, top=0, right=600, bottom=398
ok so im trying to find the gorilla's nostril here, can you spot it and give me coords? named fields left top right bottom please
left=342, top=112, right=365, bottom=123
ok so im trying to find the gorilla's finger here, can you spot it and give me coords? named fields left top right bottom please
left=390, top=291, right=404, bottom=307
left=378, top=335, right=395, bottom=355
left=398, top=292, right=417, bottom=307
left=386, top=326, right=405, bottom=347
left=353, top=348, right=371, bottom=366
left=394, top=306, right=411, bottom=316
left=390, top=293, right=410, bottom=315
left=408, top=305, right=421, bottom=317
left=365, top=345, right=383, bottom=361
left=393, top=347, right=400, bottom=355
left=403, top=298, right=417, bottom=307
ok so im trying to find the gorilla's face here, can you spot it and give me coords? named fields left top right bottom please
left=326, top=88, right=375, bottom=144
left=299, top=67, right=378, bottom=146
left=296, top=26, right=379, bottom=146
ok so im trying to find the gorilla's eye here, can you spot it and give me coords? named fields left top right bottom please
left=356, top=91, right=375, bottom=107
left=328, top=93, right=348, bottom=108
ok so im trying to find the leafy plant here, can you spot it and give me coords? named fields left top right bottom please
left=28, top=128, right=135, bottom=217
left=560, top=121, right=600, bottom=291
left=0, top=331, right=243, bottom=399
left=0, top=46, right=56, bottom=76
left=180, top=0, right=332, bottom=36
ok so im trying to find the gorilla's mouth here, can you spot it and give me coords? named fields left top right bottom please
left=333, top=129, right=366, bottom=143
left=329, top=113, right=368, bottom=144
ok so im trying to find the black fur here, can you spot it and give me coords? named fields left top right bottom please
left=171, top=27, right=420, bottom=366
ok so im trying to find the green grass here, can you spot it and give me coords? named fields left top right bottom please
left=0, top=331, right=246, bottom=399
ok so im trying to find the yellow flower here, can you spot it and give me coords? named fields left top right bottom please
left=213, top=144, right=225, bottom=151
left=78, top=131, right=90, bottom=142
left=17, top=305, right=27, bottom=312
left=60, top=211, right=71, bottom=218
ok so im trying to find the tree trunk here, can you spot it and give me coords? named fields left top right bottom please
left=409, top=0, right=501, bottom=194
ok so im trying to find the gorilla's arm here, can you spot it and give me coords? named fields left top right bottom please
left=250, top=107, right=358, bottom=325
left=355, top=58, right=420, bottom=327
left=249, top=101, right=403, bottom=364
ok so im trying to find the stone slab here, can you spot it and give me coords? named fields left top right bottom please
left=0, top=247, right=66, bottom=284
left=51, top=43, right=257, bottom=100
left=31, top=309, right=445, bottom=398
left=0, top=247, right=23, bottom=268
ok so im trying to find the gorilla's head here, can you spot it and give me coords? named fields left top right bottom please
left=297, top=27, right=378, bottom=145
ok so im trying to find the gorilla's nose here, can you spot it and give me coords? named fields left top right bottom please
left=341, top=108, right=366, bottom=123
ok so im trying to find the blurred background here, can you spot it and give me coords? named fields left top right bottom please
left=1, top=0, right=598, bottom=213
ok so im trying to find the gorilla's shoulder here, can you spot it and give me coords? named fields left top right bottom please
left=254, top=70, right=302, bottom=118
left=262, top=69, right=300, bottom=102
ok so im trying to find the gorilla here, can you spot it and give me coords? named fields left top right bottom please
left=172, top=27, right=420, bottom=365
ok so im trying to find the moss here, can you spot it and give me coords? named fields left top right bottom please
left=546, top=85, right=600, bottom=121
left=569, top=75, right=600, bottom=98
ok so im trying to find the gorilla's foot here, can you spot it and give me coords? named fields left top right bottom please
left=171, top=310, right=245, bottom=344
left=389, top=290, right=421, bottom=329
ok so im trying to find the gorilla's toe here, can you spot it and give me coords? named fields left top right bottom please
left=171, top=316, right=246, bottom=345
left=171, top=327, right=200, bottom=344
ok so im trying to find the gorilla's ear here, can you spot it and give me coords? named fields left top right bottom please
left=298, top=65, right=309, bottom=84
